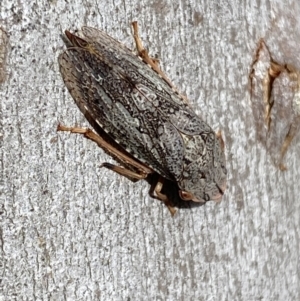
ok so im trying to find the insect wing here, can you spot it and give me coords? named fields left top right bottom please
left=82, top=27, right=213, bottom=135
left=58, top=44, right=186, bottom=180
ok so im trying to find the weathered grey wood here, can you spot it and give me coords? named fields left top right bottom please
left=1, top=1, right=299, bottom=300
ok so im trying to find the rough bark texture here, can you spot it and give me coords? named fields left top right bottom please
left=1, top=0, right=299, bottom=300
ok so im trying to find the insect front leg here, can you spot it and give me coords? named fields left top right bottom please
left=148, top=176, right=178, bottom=216
left=57, top=124, right=153, bottom=181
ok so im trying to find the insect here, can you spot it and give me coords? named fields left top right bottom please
left=58, top=22, right=227, bottom=214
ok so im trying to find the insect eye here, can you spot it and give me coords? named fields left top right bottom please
left=179, top=190, right=194, bottom=201
left=180, top=190, right=206, bottom=203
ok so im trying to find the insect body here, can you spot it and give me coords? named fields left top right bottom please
left=58, top=22, right=227, bottom=213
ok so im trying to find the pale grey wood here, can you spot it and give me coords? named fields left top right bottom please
left=0, top=0, right=299, bottom=300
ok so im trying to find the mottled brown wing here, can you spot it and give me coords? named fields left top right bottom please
left=58, top=45, right=186, bottom=180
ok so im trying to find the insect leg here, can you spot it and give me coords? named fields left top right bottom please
left=131, top=21, right=162, bottom=69
left=131, top=21, right=190, bottom=105
left=100, top=162, right=148, bottom=180
left=148, top=176, right=178, bottom=216
left=131, top=22, right=174, bottom=88
left=57, top=124, right=153, bottom=180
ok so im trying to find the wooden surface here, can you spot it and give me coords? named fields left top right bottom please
left=1, top=0, right=300, bottom=300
